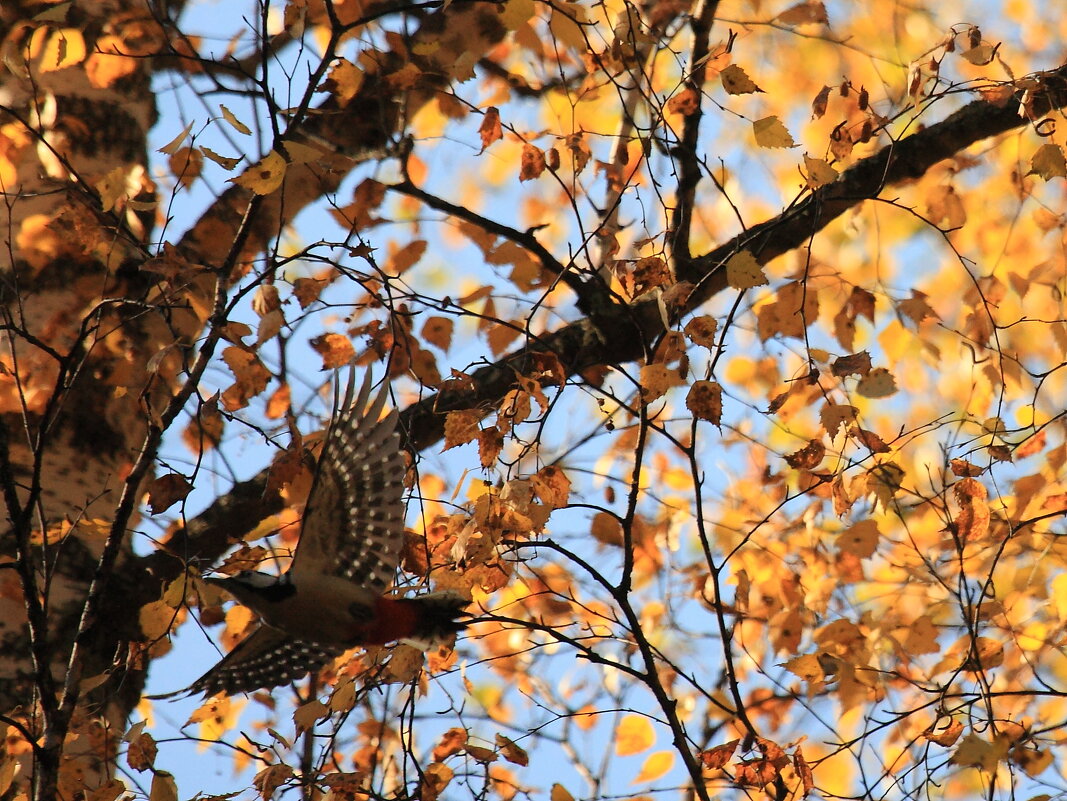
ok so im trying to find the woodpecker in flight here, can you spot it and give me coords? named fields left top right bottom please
left=160, top=370, right=468, bottom=698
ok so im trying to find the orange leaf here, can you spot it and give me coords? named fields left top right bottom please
left=923, top=719, right=964, bottom=747
left=697, top=739, right=738, bottom=770
left=777, top=1, right=829, bottom=25
left=531, top=465, right=571, bottom=509
left=387, top=240, right=427, bottom=275
left=837, top=519, right=879, bottom=558
left=444, top=409, right=481, bottom=450
left=519, top=143, right=546, bottom=181
left=422, top=316, right=454, bottom=351
left=145, top=474, right=192, bottom=515
left=479, top=107, right=502, bottom=152
left=309, top=333, right=355, bottom=370
left=126, top=731, right=157, bottom=772
left=686, top=380, right=723, bottom=426
left=432, top=728, right=467, bottom=762
left=667, top=87, right=699, bottom=116
left=785, top=439, right=825, bottom=470
left=495, top=734, right=529, bottom=767
left=684, top=316, right=718, bottom=348
left=794, top=749, right=814, bottom=794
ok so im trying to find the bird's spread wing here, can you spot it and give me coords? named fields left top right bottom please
left=293, top=369, right=407, bottom=594
left=169, top=626, right=342, bottom=698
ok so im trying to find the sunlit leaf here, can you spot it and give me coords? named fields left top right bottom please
left=615, top=715, right=654, bottom=756
left=724, top=250, right=767, bottom=290
left=753, top=116, right=796, bottom=149
left=720, top=64, right=763, bottom=95
left=633, top=750, right=674, bottom=783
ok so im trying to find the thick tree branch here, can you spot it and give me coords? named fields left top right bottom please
left=669, top=0, right=722, bottom=270
left=679, top=64, right=1067, bottom=302
left=158, top=63, right=1067, bottom=580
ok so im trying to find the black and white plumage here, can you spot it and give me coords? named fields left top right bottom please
left=157, top=369, right=468, bottom=699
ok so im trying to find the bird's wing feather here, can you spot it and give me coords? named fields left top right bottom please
left=292, top=369, right=407, bottom=594
left=175, top=626, right=342, bottom=698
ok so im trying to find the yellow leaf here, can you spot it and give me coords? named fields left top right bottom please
left=158, top=122, right=194, bottom=156
left=1029, top=144, right=1066, bottom=180
left=293, top=700, right=329, bottom=732
left=591, top=512, right=624, bottom=546
left=201, top=146, right=241, bottom=170
left=280, top=140, right=326, bottom=165
left=220, top=104, right=251, bottom=135
left=925, top=184, right=966, bottom=228
left=803, top=154, right=839, bottom=188
left=639, top=364, right=684, bottom=401
left=0, top=755, right=17, bottom=797
left=698, top=739, right=739, bottom=770
left=325, top=58, right=364, bottom=105
left=950, top=733, right=1007, bottom=771
left=548, top=4, right=589, bottom=50
left=960, top=44, right=995, bottom=65
left=444, top=409, right=481, bottom=450
left=531, top=465, right=571, bottom=509
left=615, top=715, right=655, bottom=756
left=856, top=367, right=897, bottom=398
left=725, top=250, right=768, bottom=290
left=33, top=3, right=74, bottom=22
left=782, top=653, right=823, bottom=683
left=85, top=36, right=138, bottom=88
left=422, top=316, right=455, bottom=351
left=720, top=64, right=762, bottom=95
left=36, top=27, right=86, bottom=72
left=86, top=779, right=125, bottom=801
left=95, top=166, right=131, bottom=212
left=753, top=116, right=796, bottom=149
left=254, top=764, right=294, bottom=800
left=149, top=772, right=178, bottom=801
left=1013, top=747, right=1054, bottom=778
left=961, top=637, right=1003, bottom=671
left=549, top=785, right=574, bottom=801
left=820, top=403, right=857, bottom=436
left=329, top=680, right=357, bottom=713
left=139, top=600, right=175, bottom=641
left=501, top=0, right=536, bottom=29
left=231, top=149, right=287, bottom=195
left=633, top=751, right=674, bottom=784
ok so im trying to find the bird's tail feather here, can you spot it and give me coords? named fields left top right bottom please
left=402, top=591, right=471, bottom=649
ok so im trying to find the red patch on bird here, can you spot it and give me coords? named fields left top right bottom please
left=355, top=597, right=419, bottom=644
